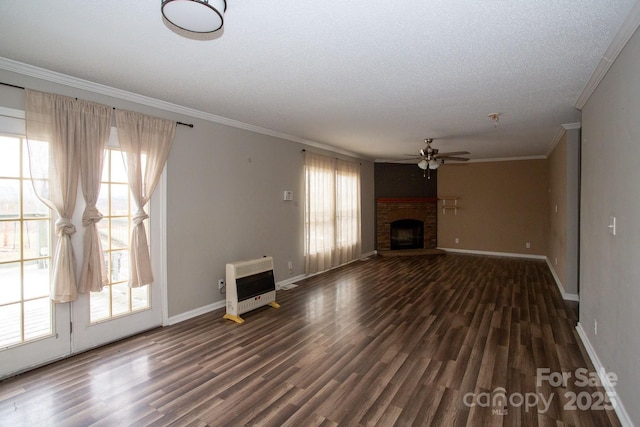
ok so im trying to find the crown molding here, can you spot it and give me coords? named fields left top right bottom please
left=561, top=122, right=582, bottom=130
left=0, top=57, right=366, bottom=160
left=575, top=1, right=640, bottom=109
left=468, top=155, right=547, bottom=163
left=546, top=122, right=582, bottom=157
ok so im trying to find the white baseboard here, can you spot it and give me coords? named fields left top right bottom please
left=438, top=248, right=580, bottom=302
left=276, top=274, right=307, bottom=289
left=361, top=250, right=377, bottom=258
left=166, top=252, right=377, bottom=324
left=438, top=247, right=547, bottom=260
left=545, top=258, right=580, bottom=302
left=165, top=300, right=225, bottom=326
left=575, top=323, right=633, bottom=427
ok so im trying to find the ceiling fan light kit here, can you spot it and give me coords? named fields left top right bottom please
left=412, top=138, right=470, bottom=178
left=161, top=0, right=227, bottom=33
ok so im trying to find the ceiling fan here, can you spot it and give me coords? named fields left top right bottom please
left=408, top=138, right=470, bottom=178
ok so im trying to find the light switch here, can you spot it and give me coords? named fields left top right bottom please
left=283, top=190, right=293, bottom=201
left=609, top=216, right=616, bottom=236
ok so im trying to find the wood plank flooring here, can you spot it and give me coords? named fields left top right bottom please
left=0, top=254, right=622, bottom=426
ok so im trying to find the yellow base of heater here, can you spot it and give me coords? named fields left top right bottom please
left=223, top=301, right=280, bottom=324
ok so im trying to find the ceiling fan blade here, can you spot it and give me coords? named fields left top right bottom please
left=438, top=151, right=470, bottom=156
left=439, top=156, right=469, bottom=161
left=377, top=157, right=421, bottom=163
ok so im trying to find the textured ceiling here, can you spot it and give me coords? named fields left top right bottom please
left=0, top=1, right=636, bottom=161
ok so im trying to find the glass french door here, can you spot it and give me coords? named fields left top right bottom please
left=0, top=117, right=165, bottom=378
left=0, top=132, right=72, bottom=377
left=71, top=144, right=165, bottom=352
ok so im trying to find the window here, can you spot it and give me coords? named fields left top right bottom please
left=0, top=135, right=52, bottom=347
left=335, top=162, right=360, bottom=248
left=304, top=152, right=361, bottom=274
left=90, top=147, right=150, bottom=323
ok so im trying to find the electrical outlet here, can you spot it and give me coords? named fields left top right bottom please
left=526, top=242, right=531, bottom=249
left=594, top=319, right=598, bottom=336
left=455, top=237, right=460, bottom=244
left=218, top=279, right=225, bottom=291
left=288, top=261, right=293, bottom=270
left=554, top=257, right=558, bottom=266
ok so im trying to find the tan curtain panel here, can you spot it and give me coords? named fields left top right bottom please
left=115, top=110, right=175, bottom=287
left=77, top=104, right=112, bottom=293
left=25, top=89, right=111, bottom=302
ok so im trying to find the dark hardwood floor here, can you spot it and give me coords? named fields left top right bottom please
left=0, top=254, right=622, bottom=426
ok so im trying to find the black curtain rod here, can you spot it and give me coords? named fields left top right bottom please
left=0, top=81, right=25, bottom=90
left=1, top=81, right=194, bottom=128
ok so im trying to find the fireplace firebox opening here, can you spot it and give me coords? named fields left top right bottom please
left=390, top=219, right=424, bottom=250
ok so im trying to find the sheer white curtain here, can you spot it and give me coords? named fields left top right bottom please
left=25, top=89, right=111, bottom=302
left=115, top=110, right=175, bottom=287
left=304, top=152, right=361, bottom=274
left=335, top=159, right=361, bottom=264
left=304, top=152, right=336, bottom=274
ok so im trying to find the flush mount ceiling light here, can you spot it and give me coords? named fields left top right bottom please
left=161, top=0, right=227, bottom=33
left=489, top=113, right=501, bottom=128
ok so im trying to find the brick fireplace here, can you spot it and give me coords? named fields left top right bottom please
left=376, top=198, right=437, bottom=250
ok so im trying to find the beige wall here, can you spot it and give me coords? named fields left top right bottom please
left=548, top=134, right=568, bottom=284
left=581, top=25, right=640, bottom=422
left=0, top=68, right=376, bottom=319
left=547, top=129, right=580, bottom=297
left=437, top=159, right=548, bottom=255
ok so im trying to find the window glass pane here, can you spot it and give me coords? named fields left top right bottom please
left=23, top=297, right=51, bottom=340
left=131, top=286, right=150, bottom=311
left=0, top=136, right=20, bottom=178
left=111, top=250, right=129, bottom=283
left=90, top=287, right=111, bottom=322
left=111, top=153, right=128, bottom=183
left=0, top=179, right=20, bottom=218
left=0, top=303, right=21, bottom=347
left=23, top=139, right=49, bottom=180
left=111, top=184, right=129, bottom=216
left=111, top=283, right=131, bottom=316
left=0, top=221, right=21, bottom=262
left=23, top=259, right=49, bottom=300
left=0, top=262, right=21, bottom=304
left=110, top=218, right=129, bottom=250
left=23, top=220, right=49, bottom=260
left=23, top=180, right=48, bottom=219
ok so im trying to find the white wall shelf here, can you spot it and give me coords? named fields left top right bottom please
left=439, top=197, right=459, bottom=215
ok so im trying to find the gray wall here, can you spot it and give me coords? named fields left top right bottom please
left=0, top=68, right=376, bottom=319
left=581, top=28, right=640, bottom=422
